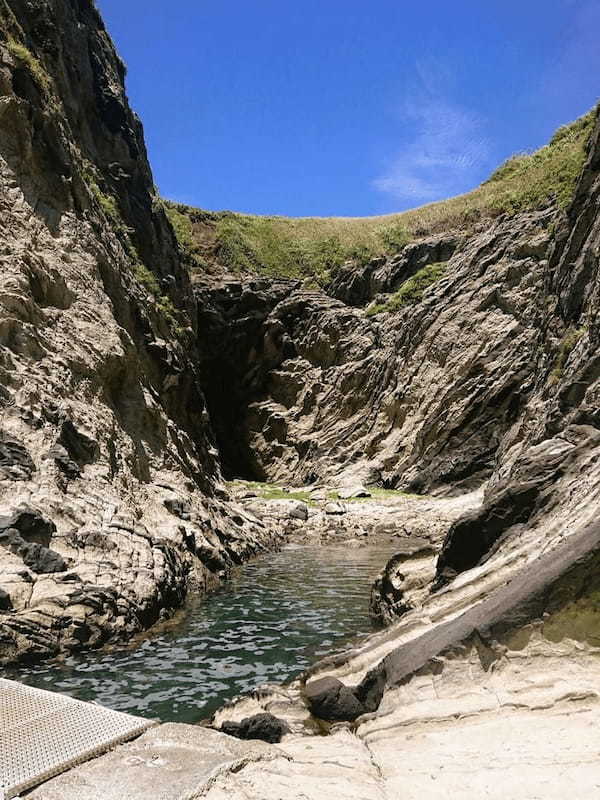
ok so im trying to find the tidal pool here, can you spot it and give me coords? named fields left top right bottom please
left=6, top=542, right=398, bottom=723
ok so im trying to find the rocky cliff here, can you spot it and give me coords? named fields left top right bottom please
left=191, top=109, right=600, bottom=643
left=0, top=0, right=276, bottom=664
left=2, top=1, right=600, bottom=797
left=0, top=0, right=599, bottom=711
left=201, top=106, right=600, bottom=799
left=192, top=118, right=599, bottom=514
left=189, top=125, right=600, bottom=796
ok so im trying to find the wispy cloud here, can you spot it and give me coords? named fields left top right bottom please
left=373, top=60, right=490, bottom=204
left=374, top=97, right=490, bottom=203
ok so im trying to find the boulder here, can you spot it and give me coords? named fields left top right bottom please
left=289, top=502, right=308, bottom=521
left=221, top=713, right=290, bottom=743
left=0, top=528, right=68, bottom=574
left=304, top=676, right=366, bottom=721
left=23, top=542, right=68, bottom=574
left=236, top=490, right=258, bottom=499
left=324, top=502, right=346, bottom=515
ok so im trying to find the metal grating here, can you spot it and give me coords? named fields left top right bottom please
left=0, top=678, right=156, bottom=799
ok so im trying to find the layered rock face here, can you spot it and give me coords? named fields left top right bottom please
left=206, top=522, right=600, bottom=799
left=204, top=112, right=600, bottom=798
left=1, top=0, right=599, bottom=758
left=194, top=197, right=589, bottom=504
left=195, top=112, right=600, bottom=581
left=1, top=1, right=600, bottom=797
left=0, top=0, right=275, bottom=663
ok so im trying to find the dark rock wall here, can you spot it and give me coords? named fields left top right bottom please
left=194, top=278, right=299, bottom=479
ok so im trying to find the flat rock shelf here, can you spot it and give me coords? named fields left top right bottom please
left=6, top=543, right=399, bottom=723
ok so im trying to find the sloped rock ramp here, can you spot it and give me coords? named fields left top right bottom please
left=0, top=679, right=155, bottom=799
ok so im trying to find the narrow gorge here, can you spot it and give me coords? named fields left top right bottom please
left=1, top=1, right=599, bottom=798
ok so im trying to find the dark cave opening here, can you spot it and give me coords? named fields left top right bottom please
left=195, top=280, right=294, bottom=482
left=201, top=360, right=259, bottom=482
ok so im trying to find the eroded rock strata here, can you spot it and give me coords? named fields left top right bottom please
left=0, top=0, right=276, bottom=664
left=193, top=202, right=590, bottom=499
left=205, top=107, right=600, bottom=797
left=1, top=0, right=600, bottom=797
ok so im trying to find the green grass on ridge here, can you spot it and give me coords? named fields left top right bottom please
left=167, top=107, right=597, bottom=283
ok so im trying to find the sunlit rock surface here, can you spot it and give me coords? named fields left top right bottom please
left=0, top=0, right=277, bottom=663
left=2, top=0, right=600, bottom=796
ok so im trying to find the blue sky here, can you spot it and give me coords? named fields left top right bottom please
left=96, top=0, right=599, bottom=217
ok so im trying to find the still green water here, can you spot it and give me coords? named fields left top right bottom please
left=7, top=542, right=397, bottom=723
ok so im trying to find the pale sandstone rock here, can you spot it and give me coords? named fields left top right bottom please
left=324, top=501, right=346, bottom=515
left=26, top=723, right=278, bottom=800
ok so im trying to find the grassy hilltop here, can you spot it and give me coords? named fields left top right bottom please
left=166, top=108, right=597, bottom=285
